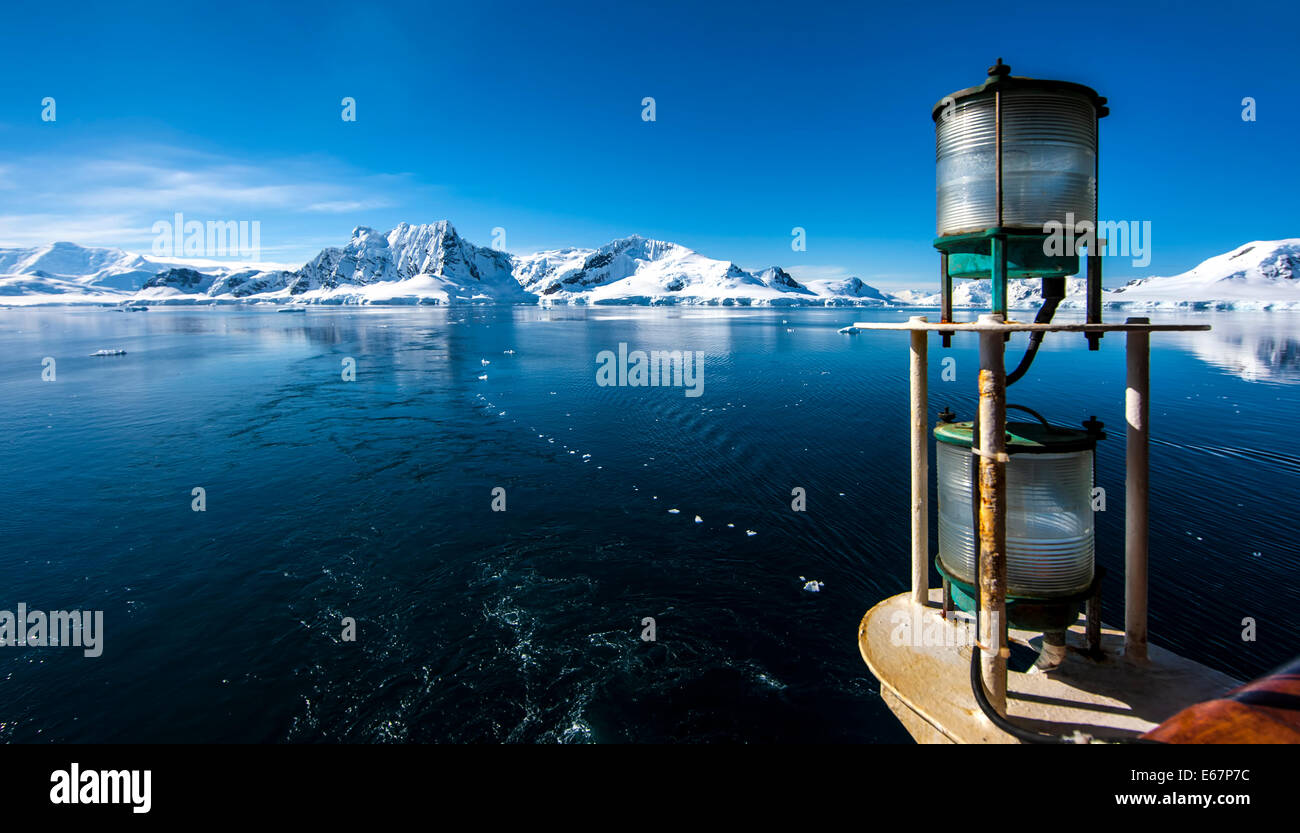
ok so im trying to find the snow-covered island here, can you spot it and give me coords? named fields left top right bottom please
left=1, top=223, right=1297, bottom=311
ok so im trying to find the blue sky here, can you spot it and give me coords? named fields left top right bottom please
left=0, top=0, right=1296, bottom=289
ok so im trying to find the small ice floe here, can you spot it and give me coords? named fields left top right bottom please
left=667, top=508, right=680, bottom=514
left=582, top=454, right=591, bottom=460
left=838, top=325, right=860, bottom=334
left=481, top=359, right=491, bottom=366
left=503, top=349, right=515, bottom=355
left=745, top=529, right=757, bottom=537
left=799, top=576, right=825, bottom=593
left=89, top=349, right=126, bottom=356
left=727, top=523, right=735, bottom=528
left=478, top=373, right=488, bottom=380
left=694, top=515, right=703, bottom=524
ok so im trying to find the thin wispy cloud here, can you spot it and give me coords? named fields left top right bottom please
left=0, top=145, right=428, bottom=255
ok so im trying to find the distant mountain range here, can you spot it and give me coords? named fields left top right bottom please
left=1, top=224, right=1297, bottom=310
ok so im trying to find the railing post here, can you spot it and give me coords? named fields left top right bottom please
left=909, top=317, right=929, bottom=607
left=1125, top=317, right=1151, bottom=662
left=977, top=314, right=1008, bottom=712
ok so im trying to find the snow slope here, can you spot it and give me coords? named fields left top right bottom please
left=0, top=242, right=162, bottom=291
left=513, top=236, right=855, bottom=306
left=1107, top=240, right=1300, bottom=310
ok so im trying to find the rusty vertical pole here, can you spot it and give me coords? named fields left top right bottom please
left=977, top=314, right=1008, bottom=712
left=1125, top=317, right=1151, bottom=663
left=909, top=317, right=929, bottom=608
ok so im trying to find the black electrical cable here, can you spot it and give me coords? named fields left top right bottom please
left=1005, top=295, right=1061, bottom=386
left=969, top=638, right=1074, bottom=743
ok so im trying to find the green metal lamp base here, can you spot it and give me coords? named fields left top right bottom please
left=934, top=555, right=1098, bottom=634
left=933, top=230, right=1079, bottom=281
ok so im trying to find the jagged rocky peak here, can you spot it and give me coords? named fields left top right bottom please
left=144, top=267, right=214, bottom=290
left=525, top=234, right=682, bottom=294
left=208, top=268, right=291, bottom=298
left=387, top=221, right=473, bottom=279
left=284, top=221, right=519, bottom=296
left=755, top=266, right=806, bottom=291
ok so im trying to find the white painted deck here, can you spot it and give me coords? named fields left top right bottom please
left=859, top=590, right=1241, bottom=744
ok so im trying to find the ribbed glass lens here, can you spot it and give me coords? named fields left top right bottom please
left=936, top=441, right=1095, bottom=597
left=936, top=91, right=1097, bottom=236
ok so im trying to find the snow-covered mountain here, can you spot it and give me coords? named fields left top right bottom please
left=802, top=276, right=894, bottom=305
left=0, top=240, right=297, bottom=303
left=0, top=242, right=171, bottom=292
left=1107, top=240, right=1300, bottom=310
left=133, top=222, right=532, bottom=306
left=512, top=236, right=835, bottom=305
left=2, top=230, right=1297, bottom=310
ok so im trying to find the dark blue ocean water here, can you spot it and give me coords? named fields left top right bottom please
left=0, top=305, right=1296, bottom=743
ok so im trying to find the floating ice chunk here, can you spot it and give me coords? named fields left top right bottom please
left=694, top=515, right=703, bottom=524
left=668, top=508, right=680, bottom=514
left=504, top=349, right=515, bottom=355
left=478, top=373, right=488, bottom=380
left=801, top=578, right=824, bottom=593
left=481, top=359, right=491, bottom=366
left=746, top=529, right=757, bottom=536
left=727, top=523, right=735, bottom=528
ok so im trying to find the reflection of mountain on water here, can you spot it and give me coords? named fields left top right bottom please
left=1183, top=314, right=1300, bottom=384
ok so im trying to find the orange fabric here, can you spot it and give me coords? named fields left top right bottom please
left=1142, top=662, right=1300, bottom=744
